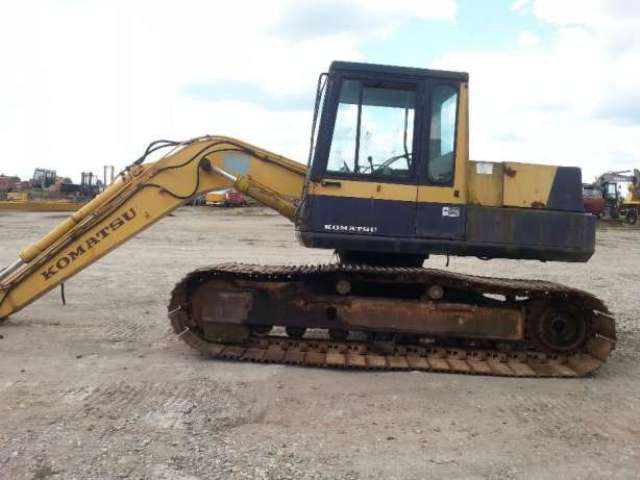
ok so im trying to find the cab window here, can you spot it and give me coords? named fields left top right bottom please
left=605, top=183, right=618, bottom=200
left=427, top=85, right=458, bottom=184
left=326, top=79, right=416, bottom=179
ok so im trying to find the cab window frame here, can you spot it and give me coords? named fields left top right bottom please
left=315, top=73, right=424, bottom=185
left=423, top=82, right=460, bottom=187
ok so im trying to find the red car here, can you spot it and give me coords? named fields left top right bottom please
left=224, top=189, right=247, bottom=206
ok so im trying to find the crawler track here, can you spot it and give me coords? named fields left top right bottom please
left=168, top=263, right=616, bottom=378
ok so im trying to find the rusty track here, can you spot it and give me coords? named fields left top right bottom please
left=168, top=263, right=616, bottom=378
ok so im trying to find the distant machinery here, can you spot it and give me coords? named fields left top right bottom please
left=205, top=188, right=248, bottom=207
left=591, top=169, right=640, bottom=224
left=31, top=169, right=57, bottom=189
left=80, top=172, right=103, bottom=197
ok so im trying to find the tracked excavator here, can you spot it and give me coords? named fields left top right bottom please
left=0, top=62, right=616, bottom=377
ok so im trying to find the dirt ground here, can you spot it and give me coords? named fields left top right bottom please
left=0, top=207, right=639, bottom=480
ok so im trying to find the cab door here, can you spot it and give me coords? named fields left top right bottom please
left=416, top=82, right=467, bottom=239
left=307, top=76, right=422, bottom=238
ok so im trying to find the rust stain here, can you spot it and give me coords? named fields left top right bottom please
left=530, top=201, right=546, bottom=209
left=170, top=263, right=616, bottom=377
left=504, top=166, right=517, bottom=178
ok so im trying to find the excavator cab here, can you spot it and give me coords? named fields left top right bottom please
left=298, top=61, right=467, bottom=265
left=297, top=61, right=594, bottom=264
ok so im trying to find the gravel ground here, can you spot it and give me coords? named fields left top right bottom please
left=0, top=207, right=639, bottom=480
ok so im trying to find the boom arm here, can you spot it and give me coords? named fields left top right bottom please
left=0, top=136, right=306, bottom=320
left=596, top=170, right=637, bottom=185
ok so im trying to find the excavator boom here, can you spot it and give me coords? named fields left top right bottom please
left=0, top=136, right=306, bottom=320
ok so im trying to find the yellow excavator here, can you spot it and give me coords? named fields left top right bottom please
left=0, top=61, right=616, bottom=377
left=595, top=169, right=640, bottom=224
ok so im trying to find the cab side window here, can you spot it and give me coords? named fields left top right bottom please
left=427, top=85, right=458, bottom=184
left=326, top=79, right=416, bottom=179
left=327, top=80, right=360, bottom=175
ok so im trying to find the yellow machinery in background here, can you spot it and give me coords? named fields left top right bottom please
left=205, top=190, right=227, bottom=205
left=205, top=188, right=248, bottom=207
left=0, top=197, right=85, bottom=212
left=0, top=168, right=101, bottom=212
left=6, top=192, right=28, bottom=202
left=1, top=185, right=86, bottom=212
left=594, top=169, right=640, bottom=224
left=623, top=170, right=640, bottom=224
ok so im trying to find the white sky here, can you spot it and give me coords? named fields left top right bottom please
left=0, top=0, right=638, bottom=183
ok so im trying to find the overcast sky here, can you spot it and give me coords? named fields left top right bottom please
left=0, top=0, right=638, bottom=183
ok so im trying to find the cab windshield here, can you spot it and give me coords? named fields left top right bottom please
left=326, top=79, right=416, bottom=179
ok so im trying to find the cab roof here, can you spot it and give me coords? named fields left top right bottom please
left=330, top=61, right=469, bottom=82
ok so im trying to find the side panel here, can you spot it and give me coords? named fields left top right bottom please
left=416, top=203, right=466, bottom=239
left=467, top=161, right=504, bottom=207
left=305, top=192, right=416, bottom=237
left=467, top=162, right=585, bottom=212
left=502, top=162, right=556, bottom=209
left=547, top=166, right=584, bottom=211
left=466, top=205, right=595, bottom=252
left=298, top=205, right=595, bottom=262
left=308, top=178, right=417, bottom=202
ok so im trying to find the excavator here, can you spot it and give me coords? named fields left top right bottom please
left=0, top=61, right=616, bottom=377
left=593, top=169, right=640, bottom=224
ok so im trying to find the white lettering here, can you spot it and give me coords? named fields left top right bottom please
left=323, top=224, right=378, bottom=233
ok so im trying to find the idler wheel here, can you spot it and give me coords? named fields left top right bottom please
left=529, top=303, right=589, bottom=352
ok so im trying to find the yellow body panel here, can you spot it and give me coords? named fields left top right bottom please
left=310, top=159, right=561, bottom=209
left=465, top=161, right=559, bottom=208
left=466, top=161, right=504, bottom=206
left=502, top=162, right=557, bottom=208
left=309, top=179, right=417, bottom=202
left=415, top=184, right=464, bottom=204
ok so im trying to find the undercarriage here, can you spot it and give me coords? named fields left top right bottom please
left=168, top=263, right=616, bottom=377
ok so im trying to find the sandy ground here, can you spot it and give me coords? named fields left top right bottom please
left=0, top=207, right=639, bottom=480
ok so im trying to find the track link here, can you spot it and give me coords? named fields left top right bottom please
left=168, top=263, right=617, bottom=378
